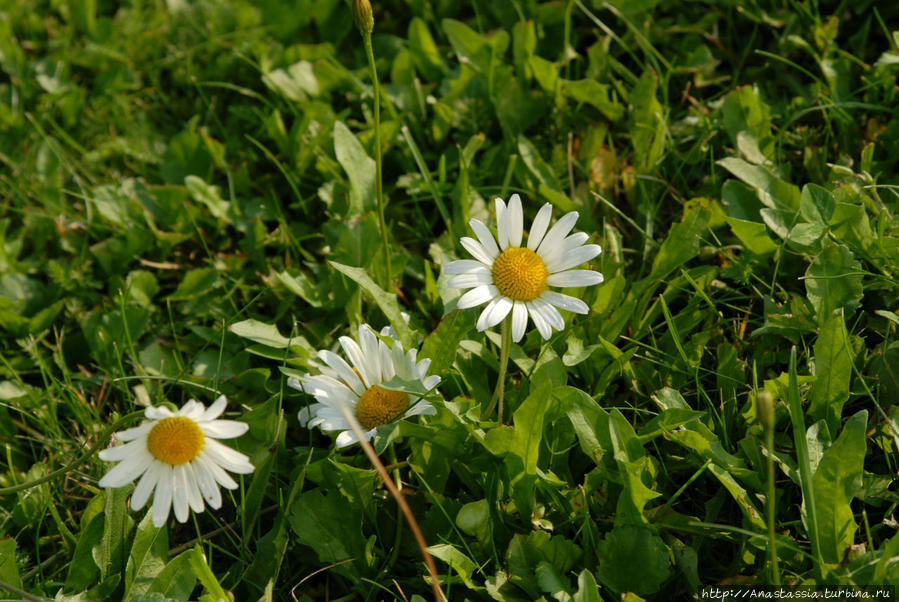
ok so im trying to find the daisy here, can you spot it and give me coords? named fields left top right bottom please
left=291, top=323, right=440, bottom=448
left=98, top=396, right=255, bottom=528
left=445, top=194, right=603, bottom=342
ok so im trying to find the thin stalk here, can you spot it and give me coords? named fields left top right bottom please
left=484, top=316, right=512, bottom=422
left=362, top=31, right=391, bottom=288
left=765, top=425, right=780, bottom=584
left=336, top=404, right=445, bottom=601
left=382, top=444, right=405, bottom=573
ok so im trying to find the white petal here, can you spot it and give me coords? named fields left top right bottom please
left=115, top=422, right=153, bottom=442
left=151, top=466, right=174, bottom=527
left=183, top=462, right=205, bottom=513
left=415, top=357, right=432, bottom=380
left=392, top=342, right=409, bottom=380
left=178, top=400, right=205, bottom=421
left=539, top=232, right=590, bottom=270
left=99, top=439, right=146, bottom=462
left=533, top=297, right=565, bottom=331
left=203, top=438, right=255, bottom=474
left=540, top=290, right=589, bottom=314
left=476, top=296, right=513, bottom=331
left=339, top=335, right=372, bottom=389
left=335, top=428, right=375, bottom=448
left=444, top=259, right=489, bottom=274
left=457, top=284, right=498, bottom=309
left=309, top=407, right=350, bottom=432
left=131, top=460, right=163, bottom=511
left=460, top=237, right=495, bottom=266
left=196, top=452, right=238, bottom=490
left=422, top=375, right=441, bottom=390
left=536, top=211, right=579, bottom=256
left=469, top=219, right=500, bottom=260
left=358, top=325, right=382, bottom=384
left=507, top=194, right=523, bottom=248
left=545, top=244, right=602, bottom=273
left=202, top=396, right=228, bottom=422
left=200, top=420, right=249, bottom=439
left=495, top=197, right=509, bottom=250
left=172, top=465, right=190, bottom=523
left=318, top=349, right=365, bottom=396
left=404, top=400, right=436, bottom=417
left=526, top=301, right=552, bottom=340
left=546, top=270, right=604, bottom=288
left=527, top=203, right=553, bottom=250
left=511, top=300, right=528, bottom=342
left=379, top=340, right=395, bottom=381
left=145, top=406, right=174, bottom=420
left=287, top=377, right=303, bottom=392
left=447, top=270, right=492, bottom=289
left=98, top=447, right=154, bottom=488
left=193, top=458, right=222, bottom=509
left=303, top=374, right=357, bottom=407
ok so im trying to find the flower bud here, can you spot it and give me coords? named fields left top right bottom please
left=353, top=0, right=374, bottom=34
left=757, top=391, right=775, bottom=433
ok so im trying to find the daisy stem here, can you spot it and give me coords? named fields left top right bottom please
left=484, top=315, right=512, bottom=423
left=383, top=443, right=404, bottom=573
left=362, top=29, right=391, bottom=289
left=336, top=404, right=445, bottom=602
left=766, top=421, right=780, bottom=584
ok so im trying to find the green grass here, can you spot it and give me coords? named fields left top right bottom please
left=1, top=0, right=899, bottom=600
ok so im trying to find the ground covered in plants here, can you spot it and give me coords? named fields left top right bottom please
left=2, top=0, right=899, bottom=600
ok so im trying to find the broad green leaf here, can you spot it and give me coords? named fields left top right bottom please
left=721, top=85, right=774, bottom=161
left=262, top=61, right=319, bottom=103
left=65, top=494, right=106, bottom=591
left=804, top=243, right=864, bottom=322
left=609, top=409, right=660, bottom=524
left=560, top=386, right=610, bottom=465
left=185, top=175, right=231, bottom=223
left=288, top=488, right=364, bottom=567
left=0, top=538, right=22, bottom=590
left=426, top=543, right=479, bottom=589
left=564, top=79, right=624, bottom=121
left=333, top=121, right=375, bottom=216
left=329, top=260, right=415, bottom=349
left=573, top=569, right=602, bottom=602
left=124, top=514, right=168, bottom=601
left=419, top=310, right=477, bottom=375
left=229, top=319, right=292, bottom=348
left=808, top=313, right=855, bottom=432
left=800, top=184, right=836, bottom=224
left=442, top=19, right=509, bottom=74
left=93, top=485, right=133, bottom=582
left=517, top=134, right=561, bottom=192
left=455, top=499, right=490, bottom=543
left=508, top=531, right=582, bottom=599
left=596, top=526, right=672, bottom=596
left=812, top=410, right=867, bottom=564
left=167, top=268, right=218, bottom=301
left=535, top=561, right=569, bottom=598
left=146, top=551, right=196, bottom=600
left=187, top=546, right=230, bottom=601
left=726, top=215, right=778, bottom=254
left=512, top=19, right=536, bottom=79
left=408, top=18, right=444, bottom=81
left=649, top=205, right=710, bottom=281
left=717, top=157, right=800, bottom=211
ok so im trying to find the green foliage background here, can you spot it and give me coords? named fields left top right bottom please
left=1, top=0, right=898, bottom=599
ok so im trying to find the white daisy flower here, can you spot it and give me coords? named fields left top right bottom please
left=97, top=396, right=255, bottom=528
left=291, top=323, right=440, bottom=448
left=445, top=194, right=603, bottom=342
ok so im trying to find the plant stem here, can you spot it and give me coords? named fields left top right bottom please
left=484, top=316, right=512, bottom=422
left=362, top=30, right=391, bottom=289
left=336, top=404, right=445, bottom=601
left=765, top=424, right=780, bottom=585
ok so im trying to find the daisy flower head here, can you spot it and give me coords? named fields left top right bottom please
left=445, top=194, right=603, bottom=342
left=291, top=323, right=440, bottom=449
left=98, top=396, right=255, bottom=528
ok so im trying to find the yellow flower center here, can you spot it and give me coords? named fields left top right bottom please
left=491, top=247, right=548, bottom=301
left=355, top=385, right=410, bottom=430
left=146, top=416, right=204, bottom=465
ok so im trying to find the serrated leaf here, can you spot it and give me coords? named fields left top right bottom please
left=419, top=310, right=477, bottom=374
left=124, top=514, right=168, bottom=601
left=596, top=526, right=672, bottom=595
left=808, top=313, right=855, bottom=433
left=288, top=488, right=364, bottom=567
